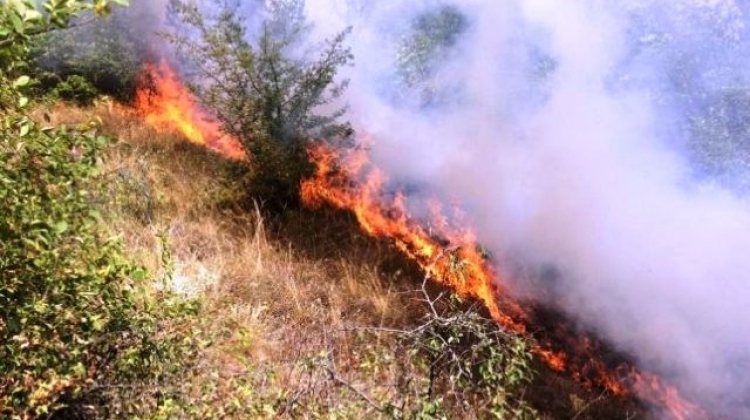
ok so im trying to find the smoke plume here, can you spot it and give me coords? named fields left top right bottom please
left=300, top=0, right=750, bottom=417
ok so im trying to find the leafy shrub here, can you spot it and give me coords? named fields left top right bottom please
left=396, top=5, right=468, bottom=108
left=30, top=7, right=148, bottom=102
left=167, top=0, right=353, bottom=208
left=0, top=117, right=203, bottom=419
left=0, top=3, right=211, bottom=419
left=389, top=284, right=538, bottom=419
left=245, top=279, right=539, bottom=419
left=50, top=74, right=98, bottom=105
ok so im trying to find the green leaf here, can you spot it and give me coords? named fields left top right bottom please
left=18, top=96, right=28, bottom=108
left=33, top=300, right=48, bottom=313
left=54, top=221, right=68, bottom=234
left=9, top=12, right=24, bottom=34
left=23, top=10, right=42, bottom=22
left=131, top=268, right=147, bottom=281
left=19, top=124, right=29, bottom=137
left=13, top=75, right=30, bottom=88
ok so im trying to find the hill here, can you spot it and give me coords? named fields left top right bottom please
left=28, top=101, right=642, bottom=419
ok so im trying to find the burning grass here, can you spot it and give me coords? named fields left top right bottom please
left=133, top=60, right=246, bottom=161
left=31, top=102, right=650, bottom=419
left=300, top=141, right=715, bottom=420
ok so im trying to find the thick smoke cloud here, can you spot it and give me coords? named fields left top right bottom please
left=129, top=0, right=750, bottom=417
left=299, top=0, right=750, bottom=417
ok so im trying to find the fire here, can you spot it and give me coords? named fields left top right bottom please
left=128, top=59, right=710, bottom=419
left=301, top=142, right=712, bottom=420
left=133, top=60, right=246, bottom=161
left=301, top=142, right=528, bottom=332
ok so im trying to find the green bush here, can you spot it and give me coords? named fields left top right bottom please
left=168, top=0, right=353, bottom=208
left=0, top=117, right=203, bottom=419
left=50, top=74, right=98, bottom=105
left=30, top=7, right=148, bottom=102
left=0, top=3, right=210, bottom=419
left=390, top=285, right=538, bottom=419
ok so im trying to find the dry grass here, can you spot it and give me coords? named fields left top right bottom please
left=35, top=101, right=644, bottom=419
left=37, top=101, right=423, bottom=415
left=36, top=100, right=421, bottom=321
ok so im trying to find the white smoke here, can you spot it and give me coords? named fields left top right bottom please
left=298, top=0, right=750, bottom=417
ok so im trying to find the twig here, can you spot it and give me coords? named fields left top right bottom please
left=323, top=365, right=388, bottom=414
left=571, top=389, right=608, bottom=420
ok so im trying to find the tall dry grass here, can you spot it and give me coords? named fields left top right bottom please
left=33, top=101, right=644, bottom=419
left=36, top=101, right=428, bottom=415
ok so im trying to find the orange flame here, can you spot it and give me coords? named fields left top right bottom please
left=133, top=61, right=246, bottom=161
left=301, top=141, right=712, bottom=420
left=301, top=142, right=528, bottom=332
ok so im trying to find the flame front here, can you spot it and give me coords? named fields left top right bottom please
left=301, top=143, right=528, bottom=332
left=301, top=142, right=711, bottom=420
left=129, top=61, right=710, bottom=419
left=134, top=61, right=246, bottom=161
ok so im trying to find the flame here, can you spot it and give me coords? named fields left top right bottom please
left=301, top=141, right=712, bottom=420
left=133, top=61, right=246, bottom=161
left=301, top=142, right=528, bottom=332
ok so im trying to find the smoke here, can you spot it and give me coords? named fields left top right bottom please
left=296, top=0, right=750, bottom=417
left=118, top=0, right=750, bottom=417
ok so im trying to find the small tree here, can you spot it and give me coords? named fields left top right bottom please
left=396, top=5, right=468, bottom=108
left=167, top=0, right=353, bottom=206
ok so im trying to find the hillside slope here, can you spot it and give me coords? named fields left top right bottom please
left=39, top=102, right=642, bottom=419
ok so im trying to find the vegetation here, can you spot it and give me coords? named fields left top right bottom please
left=0, top=2, right=202, bottom=418
left=28, top=2, right=158, bottom=102
left=167, top=0, right=353, bottom=206
left=48, top=74, right=98, bottom=105
left=0, top=103, right=192, bottom=418
left=396, top=5, right=468, bottom=108
left=2, top=95, right=640, bottom=419
left=113, top=99, right=644, bottom=419
left=383, top=282, right=537, bottom=419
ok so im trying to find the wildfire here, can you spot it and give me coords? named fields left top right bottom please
left=301, top=142, right=712, bottom=420
left=133, top=61, right=246, bottom=161
left=129, top=60, right=710, bottom=419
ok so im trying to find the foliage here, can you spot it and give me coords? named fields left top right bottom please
left=398, top=5, right=467, bottom=87
left=219, top=278, right=539, bottom=419
left=386, top=281, right=538, bottom=419
left=0, top=114, right=204, bottom=419
left=396, top=5, right=468, bottom=108
left=30, top=5, right=153, bottom=102
left=0, top=2, right=538, bottom=418
left=0, top=2, right=213, bottom=419
left=167, top=0, right=353, bottom=207
left=0, top=0, right=129, bottom=66
left=0, top=0, right=129, bottom=114
left=50, top=74, right=98, bottom=105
